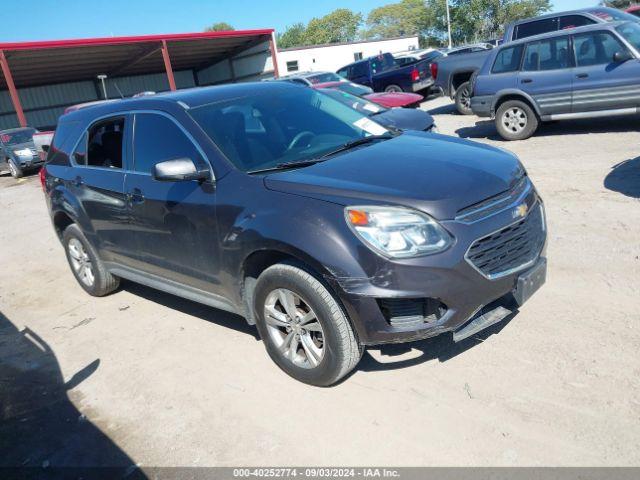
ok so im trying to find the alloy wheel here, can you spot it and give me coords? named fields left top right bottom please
left=264, top=288, right=325, bottom=369
left=460, top=86, right=471, bottom=110
left=502, top=107, right=527, bottom=134
left=68, top=238, right=95, bottom=287
left=8, top=161, right=17, bottom=177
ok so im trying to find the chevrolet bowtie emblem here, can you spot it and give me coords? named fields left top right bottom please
left=513, top=203, right=528, bottom=219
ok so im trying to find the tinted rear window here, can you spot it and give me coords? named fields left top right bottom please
left=515, top=18, right=558, bottom=40
left=559, top=15, right=595, bottom=30
left=492, top=45, right=524, bottom=73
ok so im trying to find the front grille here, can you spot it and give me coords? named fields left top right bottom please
left=466, top=202, right=545, bottom=279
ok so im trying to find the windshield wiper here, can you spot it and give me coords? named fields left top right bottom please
left=319, top=133, right=397, bottom=159
left=248, top=158, right=324, bottom=174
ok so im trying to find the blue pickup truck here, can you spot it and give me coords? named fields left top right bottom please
left=471, top=21, right=640, bottom=140
left=336, top=53, right=433, bottom=93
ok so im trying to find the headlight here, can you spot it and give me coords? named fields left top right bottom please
left=13, top=148, right=32, bottom=157
left=345, top=206, right=452, bottom=258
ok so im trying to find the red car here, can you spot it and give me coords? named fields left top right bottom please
left=626, top=5, right=640, bottom=17
left=312, top=81, right=424, bottom=109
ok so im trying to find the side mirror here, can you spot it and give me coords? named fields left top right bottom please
left=613, top=51, right=633, bottom=63
left=41, top=144, right=50, bottom=153
left=152, top=157, right=211, bottom=182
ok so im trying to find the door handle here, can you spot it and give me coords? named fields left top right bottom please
left=129, top=188, right=145, bottom=204
left=576, top=73, right=589, bottom=79
left=521, top=78, right=533, bottom=84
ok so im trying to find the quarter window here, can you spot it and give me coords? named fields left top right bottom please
left=492, top=45, right=524, bottom=73
left=85, top=117, right=124, bottom=169
left=133, top=113, right=202, bottom=174
left=523, top=37, right=570, bottom=71
left=573, top=32, right=627, bottom=67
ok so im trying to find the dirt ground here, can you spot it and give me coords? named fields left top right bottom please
left=1, top=95, right=639, bottom=468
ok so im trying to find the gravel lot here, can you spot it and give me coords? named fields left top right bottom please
left=1, top=95, right=639, bottom=468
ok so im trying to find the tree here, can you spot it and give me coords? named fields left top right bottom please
left=601, top=0, right=634, bottom=8
left=204, top=22, right=235, bottom=32
left=304, top=9, right=363, bottom=45
left=277, top=23, right=307, bottom=49
left=365, top=0, right=431, bottom=40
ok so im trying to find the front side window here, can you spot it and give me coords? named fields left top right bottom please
left=133, top=113, right=201, bottom=174
left=515, top=18, right=558, bottom=40
left=84, top=117, right=124, bottom=169
left=189, top=87, right=390, bottom=173
left=616, top=22, right=640, bottom=51
left=523, top=37, right=570, bottom=71
left=351, top=62, right=369, bottom=77
left=492, top=44, right=524, bottom=73
left=573, top=31, right=627, bottom=67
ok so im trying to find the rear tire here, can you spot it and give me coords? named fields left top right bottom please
left=254, top=263, right=363, bottom=386
left=495, top=100, right=539, bottom=141
left=62, top=224, right=120, bottom=296
left=454, top=81, right=473, bottom=115
left=384, top=84, right=403, bottom=93
left=8, top=159, right=23, bottom=179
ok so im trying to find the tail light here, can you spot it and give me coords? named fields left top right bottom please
left=39, top=165, right=47, bottom=192
left=411, top=67, right=420, bottom=82
left=430, top=62, right=438, bottom=80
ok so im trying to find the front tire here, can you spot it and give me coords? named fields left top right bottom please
left=454, top=81, right=473, bottom=115
left=384, top=84, right=403, bottom=93
left=8, top=159, right=23, bottom=179
left=254, top=263, right=363, bottom=386
left=495, top=100, right=539, bottom=141
left=62, top=224, right=120, bottom=296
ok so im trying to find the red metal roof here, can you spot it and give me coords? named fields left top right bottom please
left=0, top=29, right=274, bottom=51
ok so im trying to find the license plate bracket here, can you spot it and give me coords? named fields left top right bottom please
left=513, top=258, right=547, bottom=306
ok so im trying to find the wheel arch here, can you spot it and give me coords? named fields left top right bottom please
left=492, top=90, right=542, bottom=118
left=450, top=70, right=475, bottom=96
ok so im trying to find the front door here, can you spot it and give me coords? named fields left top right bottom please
left=518, top=35, right=573, bottom=115
left=70, top=115, right=132, bottom=264
left=124, top=111, right=219, bottom=292
left=571, top=30, right=640, bottom=113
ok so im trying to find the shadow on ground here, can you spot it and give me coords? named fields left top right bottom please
left=604, top=157, right=640, bottom=199
left=122, top=281, right=260, bottom=340
left=0, top=312, right=145, bottom=478
left=456, top=115, right=640, bottom=141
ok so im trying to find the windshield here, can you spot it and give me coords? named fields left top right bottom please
left=189, top=87, right=390, bottom=173
left=0, top=128, right=36, bottom=145
left=588, top=8, right=640, bottom=23
left=616, top=22, right=640, bottom=51
left=306, top=72, right=344, bottom=84
left=318, top=89, right=387, bottom=116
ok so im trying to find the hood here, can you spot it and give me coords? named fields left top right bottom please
left=372, top=108, right=434, bottom=132
left=264, top=132, right=524, bottom=220
left=8, top=141, right=36, bottom=152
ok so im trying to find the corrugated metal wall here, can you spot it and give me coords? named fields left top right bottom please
left=0, top=70, right=197, bottom=131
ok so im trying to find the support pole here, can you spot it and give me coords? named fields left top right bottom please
left=0, top=50, right=27, bottom=127
left=161, top=40, right=177, bottom=91
left=269, top=33, right=280, bottom=78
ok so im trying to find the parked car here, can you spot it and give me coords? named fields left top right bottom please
left=393, top=49, right=443, bottom=67
left=311, top=81, right=423, bottom=108
left=440, top=43, right=494, bottom=56
left=42, top=82, right=547, bottom=386
left=0, top=127, right=41, bottom=178
left=337, top=52, right=433, bottom=93
left=433, top=7, right=640, bottom=115
left=317, top=88, right=436, bottom=132
left=33, top=131, right=55, bottom=162
left=470, top=21, right=640, bottom=140
left=278, top=71, right=348, bottom=87
left=627, top=5, right=640, bottom=18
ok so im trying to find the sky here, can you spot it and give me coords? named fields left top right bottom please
left=1, top=0, right=597, bottom=43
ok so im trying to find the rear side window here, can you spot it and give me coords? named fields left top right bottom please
left=523, top=37, right=571, bottom=71
left=573, top=31, right=627, bottom=67
left=492, top=45, right=524, bottom=73
left=77, top=117, right=124, bottom=169
left=133, top=113, right=202, bottom=174
left=559, top=15, right=595, bottom=30
left=515, top=18, right=558, bottom=40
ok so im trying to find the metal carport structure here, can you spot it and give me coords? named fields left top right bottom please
left=0, top=29, right=279, bottom=129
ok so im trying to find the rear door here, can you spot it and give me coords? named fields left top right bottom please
left=69, top=115, right=132, bottom=263
left=571, top=30, right=640, bottom=112
left=518, top=35, right=573, bottom=115
left=124, top=111, right=220, bottom=292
